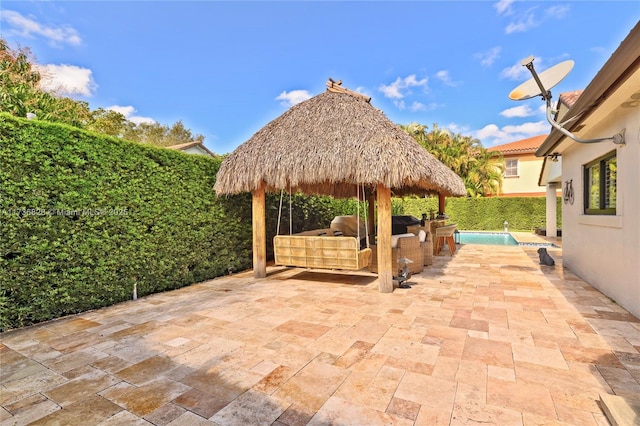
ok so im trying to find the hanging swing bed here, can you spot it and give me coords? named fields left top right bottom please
left=273, top=185, right=372, bottom=271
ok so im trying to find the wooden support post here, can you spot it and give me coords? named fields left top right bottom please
left=252, top=182, right=266, bottom=278
left=438, top=193, right=446, bottom=215
left=376, top=184, right=393, bottom=293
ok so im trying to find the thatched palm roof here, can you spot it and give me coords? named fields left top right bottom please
left=214, top=84, right=466, bottom=198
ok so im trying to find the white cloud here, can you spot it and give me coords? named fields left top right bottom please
left=545, top=5, right=570, bottom=19
left=502, top=121, right=549, bottom=135
left=435, top=70, right=458, bottom=87
left=275, top=90, right=312, bottom=107
left=500, top=59, right=536, bottom=81
left=355, top=86, right=372, bottom=99
left=500, top=105, right=536, bottom=118
left=493, top=0, right=514, bottom=16
left=445, top=122, right=470, bottom=135
left=37, top=64, right=96, bottom=97
left=409, top=101, right=426, bottom=112
left=128, top=115, right=156, bottom=124
left=381, top=84, right=403, bottom=100
left=505, top=8, right=540, bottom=34
left=107, top=105, right=155, bottom=125
left=499, top=3, right=567, bottom=36
left=475, top=47, right=501, bottom=67
left=129, top=116, right=156, bottom=125
left=379, top=75, right=428, bottom=99
left=1, top=10, right=82, bottom=46
left=474, top=120, right=549, bottom=146
left=397, top=100, right=440, bottom=113
left=107, top=105, right=136, bottom=117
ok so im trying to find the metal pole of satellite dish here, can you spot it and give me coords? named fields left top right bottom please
left=521, top=57, right=552, bottom=103
left=544, top=101, right=625, bottom=144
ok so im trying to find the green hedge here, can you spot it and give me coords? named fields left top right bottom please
left=394, top=196, right=561, bottom=231
left=0, top=115, right=255, bottom=329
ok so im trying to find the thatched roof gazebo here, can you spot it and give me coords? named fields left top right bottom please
left=215, top=80, right=466, bottom=292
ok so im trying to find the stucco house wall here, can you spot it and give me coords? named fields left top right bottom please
left=182, top=145, right=211, bottom=156
left=501, top=153, right=546, bottom=196
left=488, top=135, right=551, bottom=197
left=561, top=108, right=639, bottom=315
left=536, top=21, right=639, bottom=318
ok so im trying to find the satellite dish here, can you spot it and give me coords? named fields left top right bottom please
left=506, top=55, right=625, bottom=145
left=509, top=57, right=574, bottom=101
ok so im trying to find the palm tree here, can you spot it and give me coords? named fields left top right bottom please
left=401, top=122, right=504, bottom=197
left=473, top=149, right=504, bottom=196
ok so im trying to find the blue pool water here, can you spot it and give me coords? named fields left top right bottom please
left=458, top=231, right=518, bottom=246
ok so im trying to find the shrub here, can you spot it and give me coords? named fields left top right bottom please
left=395, top=196, right=561, bottom=231
left=0, top=114, right=253, bottom=329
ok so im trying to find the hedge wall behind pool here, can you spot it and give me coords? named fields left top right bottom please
left=394, top=196, right=562, bottom=231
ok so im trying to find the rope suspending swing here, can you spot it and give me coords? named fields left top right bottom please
left=356, top=183, right=370, bottom=249
left=275, top=184, right=293, bottom=236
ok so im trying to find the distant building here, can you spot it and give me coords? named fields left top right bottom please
left=487, top=135, right=549, bottom=197
left=167, top=141, right=216, bottom=158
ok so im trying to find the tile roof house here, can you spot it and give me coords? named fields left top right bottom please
left=558, top=90, right=582, bottom=111
left=167, top=141, right=216, bottom=158
left=487, top=134, right=549, bottom=197
left=537, top=21, right=640, bottom=318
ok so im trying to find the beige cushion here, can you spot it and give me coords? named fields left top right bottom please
left=391, top=233, right=416, bottom=248
left=330, top=215, right=366, bottom=237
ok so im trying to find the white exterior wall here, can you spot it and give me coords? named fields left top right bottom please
left=183, top=146, right=209, bottom=156
left=561, top=106, right=640, bottom=317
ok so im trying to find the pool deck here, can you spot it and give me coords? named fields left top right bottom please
left=510, top=231, right=562, bottom=248
left=2, top=234, right=639, bottom=425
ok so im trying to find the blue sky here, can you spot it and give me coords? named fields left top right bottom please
left=1, top=1, right=638, bottom=154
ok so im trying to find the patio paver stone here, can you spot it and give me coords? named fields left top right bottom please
left=1, top=241, right=637, bottom=425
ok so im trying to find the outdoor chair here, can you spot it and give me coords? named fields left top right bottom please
left=419, top=229, right=434, bottom=266
left=434, top=224, right=457, bottom=256
left=369, top=233, right=424, bottom=275
left=406, top=225, right=434, bottom=266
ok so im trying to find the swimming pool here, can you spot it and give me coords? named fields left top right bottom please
left=458, top=231, right=518, bottom=246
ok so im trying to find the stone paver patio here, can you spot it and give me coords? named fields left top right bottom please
left=2, top=237, right=640, bottom=425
